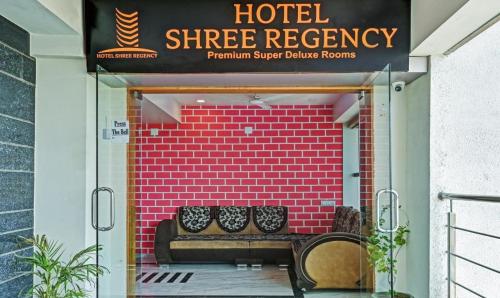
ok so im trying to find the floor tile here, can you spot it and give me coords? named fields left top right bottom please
left=134, top=264, right=293, bottom=297
left=132, top=264, right=372, bottom=298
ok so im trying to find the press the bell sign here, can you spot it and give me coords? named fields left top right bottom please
left=103, top=120, right=130, bottom=143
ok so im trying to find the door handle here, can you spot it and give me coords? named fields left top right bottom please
left=91, top=187, right=115, bottom=231
left=375, top=188, right=399, bottom=233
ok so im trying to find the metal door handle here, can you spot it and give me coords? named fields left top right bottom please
left=375, top=188, right=399, bottom=233
left=91, top=187, right=115, bottom=231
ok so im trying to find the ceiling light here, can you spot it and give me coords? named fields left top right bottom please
left=196, top=99, right=206, bottom=103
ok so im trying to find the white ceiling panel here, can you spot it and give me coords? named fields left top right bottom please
left=144, top=93, right=345, bottom=106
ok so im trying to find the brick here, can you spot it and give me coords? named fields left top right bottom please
left=201, top=131, right=217, bottom=137
left=240, top=109, right=255, bottom=116
left=218, top=144, right=232, bottom=150
left=264, top=172, right=280, bottom=178
left=234, top=200, right=249, bottom=206
left=231, top=144, right=245, bottom=150
left=179, top=193, right=195, bottom=199
left=224, top=109, right=239, bottom=115
left=210, top=179, right=225, bottom=185
left=241, top=152, right=255, bottom=158
left=297, top=213, right=312, bottom=219
left=242, top=193, right=255, bottom=199
left=226, top=193, right=240, bottom=199
left=272, top=193, right=287, bottom=199
left=209, top=152, right=225, bottom=158
left=201, top=158, right=217, bottom=164
left=232, top=158, right=247, bottom=164
left=234, top=186, right=249, bottom=192
left=226, top=165, right=240, bottom=171
left=257, top=192, right=272, bottom=199
left=217, top=130, right=232, bottom=137
left=210, top=193, right=225, bottom=199
left=234, top=172, right=249, bottom=178
left=193, top=165, right=209, bottom=172
left=255, top=109, right=271, bottom=116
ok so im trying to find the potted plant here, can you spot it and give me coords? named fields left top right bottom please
left=367, top=206, right=412, bottom=298
left=16, top=235, right=108, bottom=298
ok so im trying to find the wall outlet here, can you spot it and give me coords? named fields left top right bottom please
left=321, top=200, right=336, bottom=207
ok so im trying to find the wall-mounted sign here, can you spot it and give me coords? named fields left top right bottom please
left=103, top=120, right=130, bottom=143
left=85, top=0, right=410, bottom=73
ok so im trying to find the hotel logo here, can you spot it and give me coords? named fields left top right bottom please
left=97, top=8, right=158, bottom=59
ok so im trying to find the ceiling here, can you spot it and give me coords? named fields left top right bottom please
left=98, top=56, right=427, bottom=88
left=100, top=72, right=372, bottom=88
left=144, top=93, right=346, bottom=106
left=0, top=0, right=78, bottom=34
left=100, top=70, right=424, bottom=89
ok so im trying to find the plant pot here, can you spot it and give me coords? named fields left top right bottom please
left=371, top=292, right=414, bottom=298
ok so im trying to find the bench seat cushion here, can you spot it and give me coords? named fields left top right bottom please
left=173, top=233, right=313, bottom=242
left=170, top=234, right=315, bottom=251
left=249, top=240, right=291, bottom=249
left=170, top=240, right=249, bottom=249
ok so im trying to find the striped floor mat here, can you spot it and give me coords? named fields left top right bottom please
left=137, top=272, right=194, bottom=284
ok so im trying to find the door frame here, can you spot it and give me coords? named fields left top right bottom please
left=125, top=84, right=376, bottom=294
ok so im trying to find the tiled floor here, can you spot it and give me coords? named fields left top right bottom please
left=132, top=264, right=372, bottom=298
left=304, top=291, right=372, bottom=298
left=134, top=264, right=293, bottom=297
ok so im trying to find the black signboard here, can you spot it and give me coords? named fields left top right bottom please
left=85, top=0, right=410, bottom=73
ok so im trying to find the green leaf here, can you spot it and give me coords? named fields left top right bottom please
left=16, top=235, right=108, bottom=298
left=366, top=220, right=411, bottom=287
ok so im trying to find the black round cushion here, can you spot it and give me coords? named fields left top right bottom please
left=216, top=206, right=250, bottom=233
left=178, top=206, right=213, bottom=233
left=253, top=206, right=288, bottom=233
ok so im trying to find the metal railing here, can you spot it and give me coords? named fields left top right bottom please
left=439, top=192, right=500, bottom=298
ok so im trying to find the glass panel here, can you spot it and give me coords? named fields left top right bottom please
left=358, top=64, right=397, bottom=296
left=95, top=65, right=138, bottom=297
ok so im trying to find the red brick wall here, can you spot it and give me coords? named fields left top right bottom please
left=135, top=105, right=343, bottom=255
left=359, top=105, right=373, bottom=208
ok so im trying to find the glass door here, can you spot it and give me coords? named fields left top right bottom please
left=94, top=65, right=138, bottom=297
left=358, top=64, right=399, bottom=297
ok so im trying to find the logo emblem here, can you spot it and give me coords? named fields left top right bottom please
left=97, top=9, right=157, bottom=58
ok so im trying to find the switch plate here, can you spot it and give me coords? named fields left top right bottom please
left=321, top=200, right=336, bottom=207
left=102, top=128, right=112, bottom=140
left=244, top=126, right=253, bottom=135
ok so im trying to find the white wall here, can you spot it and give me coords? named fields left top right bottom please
left=85, top=75, right=97, bottom=284
left=402, top=73, right=431, bottom=297
left=429, top=22, right=500, bottom=298
left=390, top=88, right=409, bottom=293
left=342, top=126, right=360, bottom=209
left=370, top=83, right=412, bottom=293
left=34, top=57, right=91, bottom=255
left=370, top=82, right=394, bottom=292
left=381, top=72, right=431, bottom=298
left=34, top=52, right=129, bottom=297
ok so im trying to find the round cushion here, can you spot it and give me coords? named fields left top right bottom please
left=179, top=206, right=213, bottom=233
left=253, top=206, right=288, bottom=233
left=216, top=206, right=250, bottom=233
